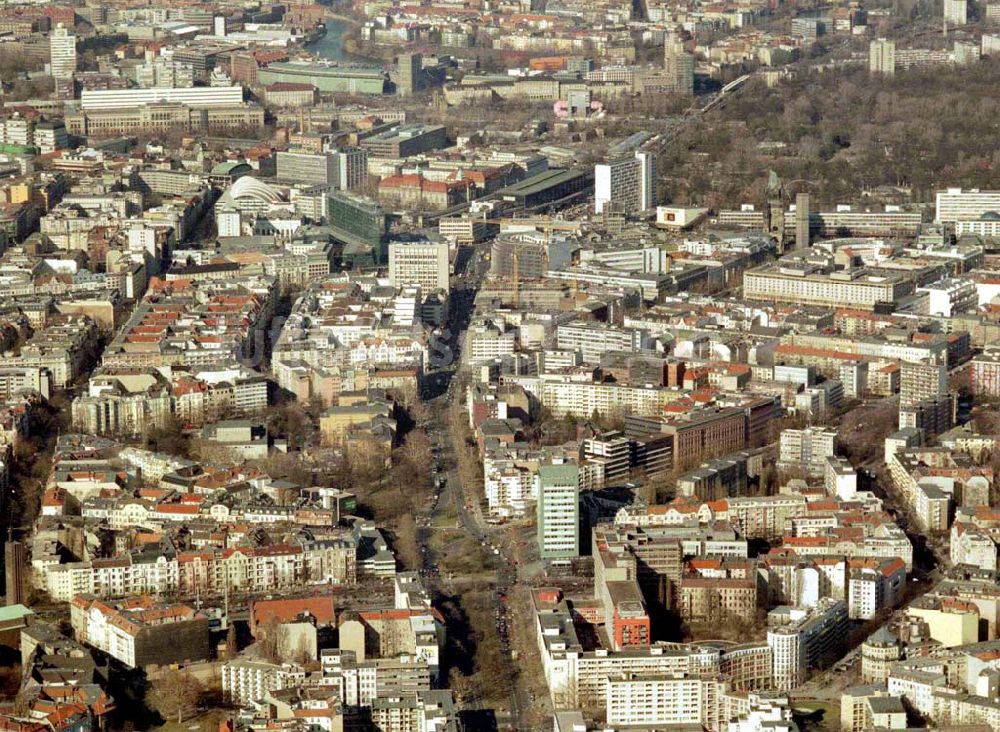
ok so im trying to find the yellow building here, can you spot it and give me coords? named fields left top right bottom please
left=319, top=389, right=396, bottom=446
left=907, top=598, right=979, bottom=647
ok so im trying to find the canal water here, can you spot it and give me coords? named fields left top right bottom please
left=303, top=17, right=377, bottom=63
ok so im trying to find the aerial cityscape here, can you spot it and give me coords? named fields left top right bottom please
left=1, top=0, right=1000, bottom=731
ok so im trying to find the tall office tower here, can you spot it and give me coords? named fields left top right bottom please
left=635, top=151, right=656, bottom=211
left=332, top=148, right=368, bottom=191
left=869, top=38, right=896, bottom=76
left=595, top=151, right=656, bottom=214
left=663, top=36, right=694, bottom=95
left=397, top=53, right=423, bottom=97
left=388, top=240, right=450, bottom=294
left=900, top=361, right=948, bottom=408
left=944, top=0, right=968, bottom=25
left=795, top=192, right=811, bottom=249
left=537, top=463, right=580, bottom=561
left=276, top=148, right=367, bottom=190
left=764, top=171, right=786, bottom=249
left=4, top=540, right=25, bottom=606
left=595, top=157, right=638, bottom=215
left=50, top=23, right=77, bottom=80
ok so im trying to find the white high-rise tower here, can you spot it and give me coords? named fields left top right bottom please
left=50, top=23, right=77, bottom=80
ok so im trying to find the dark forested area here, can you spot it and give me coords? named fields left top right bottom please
left=659, top=58, right=1000, bottom=208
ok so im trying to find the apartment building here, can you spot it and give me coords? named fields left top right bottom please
left=39, top=538, right=358, bottom=602
left=861, top=627, right=903, bottom=684
left=821, top=456, right=856, bottom=502
left=777, top=428, right=837, bottom=477
left=484, top=459, right=535, bottom=519
left=222, top=660, right=306, bottom=705
left=595, top=521, right=745, bottom=613
left=320, top=649, right=432, bottom=706
left=969, top=352, right=1000, bottom=397
left=951, top=514, right=1000, bottom=571
left=535, top=597, right=725, bottom=709
left=847, top=558, right=907, bottom=620
left=11, top=315, right=99, bottom=388
left=715, top=495, right=809, bottom=541
left=102, top=277, right=276, bottom=370
left=678, top=577, right=759, bottom=625
left=533, top=378, right=674, bottom=419
left=767, top=599, right=848, bottom=691
left=841, top=687, right=907, bottom=732
left=0, top=367, right=51, bottom=400
left=900, top=361, right=948, bottom=407
left=134, top=60, right=195, bottom=88
left=370, top=691, right=457, bottom=732
left=71, top=385, right=173, bottom=437
left=918, top=277, right=977, bottom=317
left=70, top=595, right=210, bottom=669
left=537, top=463, right=580, bottom=561
left=605, top=673, right=723, bottom=728
left=944, top=0, right=968, bottom=25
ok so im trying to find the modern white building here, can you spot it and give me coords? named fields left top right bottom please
left=134, top=60, right=195, bottom=88
left=935, top=188, right=1000, bottom=223
left=944, top=0, right=968, bottom=25
left=34, top=121, right=69, bottom=154
left=0, top=115, right=33, bottom=147
left=555, top=322, right=647, bottom=364
left=388, top=240, right=450, bottom=294
left=606, top=673, right=722, bottom=728
left=767, top=600, right=848, bottom=691
left=80, top=86, right=245, bottom=110
left=839, top=360, right=868, bottom=399
left=464, top=321, right=517, bottom=365
left=594, top=151, right=656, bottom=214
left=275, top=148, right=367, bottom=189
left=824, top=456, right=858, bottom=501
left=50, top=24, right=77, bottom=80
left=956, top=215, right=1000, bottom=237
left=917, top=277, right=977, bottom=317
left=869, top=38, right=896, bottom=76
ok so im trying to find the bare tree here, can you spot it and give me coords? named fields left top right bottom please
left=394, top=514, right=421, bottom=571
left=147, top=672, right=203, bottom=724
